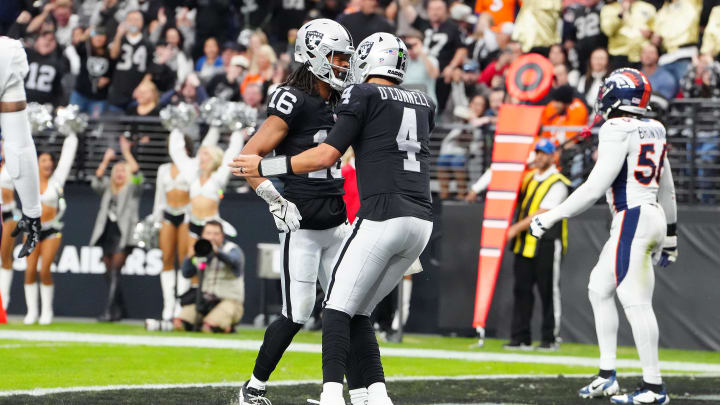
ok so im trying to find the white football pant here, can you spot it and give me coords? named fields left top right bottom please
left=324, top=216, right=433, bottom=317
left=279, top=223, right=351, bottom=324
left=588, top=203, right=666, bottom=384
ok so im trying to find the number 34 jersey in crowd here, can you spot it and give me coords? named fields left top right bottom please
left=605, top=117, right=668, bottom=214
left=268, top=86, right=347, bottom=230
left=324, top=83, right=435, bottom=222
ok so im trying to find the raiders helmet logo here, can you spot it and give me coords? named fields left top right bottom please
left=357, top=41, right=374, bottom=60
left=305, top=30, right=324, bottom=50
left=87, top=56, right=109, bottom=77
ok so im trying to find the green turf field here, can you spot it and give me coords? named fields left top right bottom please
left=1, top=320, right=718, bottom=404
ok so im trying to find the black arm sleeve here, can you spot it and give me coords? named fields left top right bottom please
left=323, top=114, right=362, bottom=155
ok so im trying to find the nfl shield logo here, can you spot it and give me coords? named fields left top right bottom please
left=305, top=30, right=324, bottom=50
left=357, top=41, right=374, bottom=60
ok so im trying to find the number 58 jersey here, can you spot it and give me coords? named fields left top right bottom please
left=605, top=117, right=668, bottom=214
left=326, top=83, right=436, bottom=222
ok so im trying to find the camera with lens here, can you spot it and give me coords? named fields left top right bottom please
left=192, top=239, right=220, bottom=316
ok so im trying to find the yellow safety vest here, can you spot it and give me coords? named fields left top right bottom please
left=513, top=170, right=571, bottom=258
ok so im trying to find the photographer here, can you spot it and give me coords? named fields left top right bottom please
left=174, top=221, right=245, bottom=333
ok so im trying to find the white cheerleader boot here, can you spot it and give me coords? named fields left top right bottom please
left=23, top=283, right=39, bottom=324
left=39, top=284, right=54, bottom=325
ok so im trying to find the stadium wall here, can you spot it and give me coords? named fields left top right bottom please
left=4, top=185, right=718, bottom=350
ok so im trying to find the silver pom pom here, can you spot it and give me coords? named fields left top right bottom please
left=132, top=215, right=162, bottom=250
left=220, top=102, right=259, bottom=132
left=54, top=105, right=89, bottom=136
left=26, top=102, right=54, bottom=134
left=242, top=104, right=258, bottom=132
left=200, top=97, right=227, bottom=127
left=160, top=103, right=200, bottom=139
left=159, top=104, right=180, bottom=131
left=220, top=102, right=245, bottom=132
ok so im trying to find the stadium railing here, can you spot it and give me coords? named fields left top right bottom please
left=34, top=99, right=719, bottom=205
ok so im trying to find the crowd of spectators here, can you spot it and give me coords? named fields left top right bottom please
left=1, top=0, right=720, bottom=198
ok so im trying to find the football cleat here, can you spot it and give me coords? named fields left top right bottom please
left=578, top=372, right=619, bottom=398
left=610, top=385, right=670, bottom=404
left=502, top=341, right=533, bottom=351
left=240, top=381, right=272, bottom=405
left=535, top=341, right=559, bottom=352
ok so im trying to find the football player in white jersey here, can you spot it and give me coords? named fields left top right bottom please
left=530, top=68, right=676, bottom=405
left=0, top=37, right=43, bottom=307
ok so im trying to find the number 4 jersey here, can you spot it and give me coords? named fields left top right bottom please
left=268, top=85, right=346, bottom=230
left=606, top=117, right=668, bottom=214
left=324, top=83, right=435, bottom=222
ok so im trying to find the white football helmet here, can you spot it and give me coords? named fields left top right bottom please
left=295, top=18, right=354, bottom=91
left=349, top=32, right=408, bottom=85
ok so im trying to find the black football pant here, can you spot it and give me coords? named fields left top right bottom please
left=510, top=239, right=562, bottom=345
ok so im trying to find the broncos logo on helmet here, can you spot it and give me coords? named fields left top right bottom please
left=595, top=68, right=652, bottom=119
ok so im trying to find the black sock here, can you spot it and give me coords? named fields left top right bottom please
left=350, top=315, right=385, bottom=386
left=346, top=347, right=364, bottom=390
left=252, top=315, right=303, bottom=381
left=642, top=381, right=663, bottom=393
left=322, top=308, right=351, bottom=384
left=598, top=369, right=615, bottom=379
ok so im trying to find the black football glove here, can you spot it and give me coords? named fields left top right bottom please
left=11, top=214, right=41, bottom=258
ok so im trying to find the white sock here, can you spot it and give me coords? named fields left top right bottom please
left=322, top=382, right=344, bottom=398
left=368, top=382, right=388, bottom=398
left=0, top=268, right=13, bottom=309
left=392, top=279, right=413, bottom=330
left=174, top=274, right=191, bottom=317
left=349, top=387, right=368, bottom=405
left=24, top=283, right=39, bottom=323
left=624, top=304, right=662, bottom=384
left=588, top=289, right=618, bottom=371
left=176, top=273, right=191, bottom=295
left=39, top=284, right=54, bottom=323
left=160, top=270, right=176, bottom=321
left=248, top=374, right=266, bottom=391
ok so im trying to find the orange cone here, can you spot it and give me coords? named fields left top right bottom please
left=0, top=294, right=6, bottom=324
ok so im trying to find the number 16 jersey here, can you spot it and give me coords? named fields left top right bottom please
left=268, top=86, right=346, bottom=230
left=324, top=83, right=435, bottom=222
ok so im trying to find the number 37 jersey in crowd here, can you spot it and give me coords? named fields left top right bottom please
left=267, top=86, right=346, bottom=230
left=605, top=117, right=668, bottom=214
left=324, top=83, right=435, bottom=222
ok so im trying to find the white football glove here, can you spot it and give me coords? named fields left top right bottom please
left=255, top=180, right=302, bottom=233
left=653, top=235, right=677, bottom=267
left=529, top=212, right=553, bottom=239
left=269, top=198, right=302, bottom=233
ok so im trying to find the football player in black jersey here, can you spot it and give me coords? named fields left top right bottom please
left=233, top=33, right=435, bottom=405
left=232, top=19, right=367, bottom=405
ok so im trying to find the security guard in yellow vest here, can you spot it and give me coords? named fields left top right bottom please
left=504, top=139, right=570, bottom=351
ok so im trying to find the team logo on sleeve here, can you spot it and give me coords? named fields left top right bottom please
left=357, top=41, right=374, bottom=60
left=305, top=30, right=324, bottom=50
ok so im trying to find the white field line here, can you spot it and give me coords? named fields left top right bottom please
left=1, top=330, right=720, bottom=374
left=1, top=374, right=718, bottom=398
left=0, top=342, right=70, bottom=349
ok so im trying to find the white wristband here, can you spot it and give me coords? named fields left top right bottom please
left=259, top=156, right=293, bottom=177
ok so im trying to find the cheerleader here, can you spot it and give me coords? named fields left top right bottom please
left=90, top=138, right=142, bottom=322
left=168, top=127, right=244, bottom=251
left=0, top=163, right=18, bottom=310
left=151, top=133, right=195, bottom=321
left=23, top=133, right=78, bottom=324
